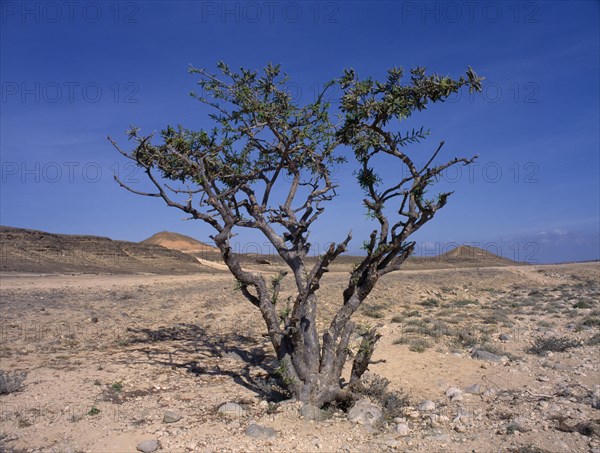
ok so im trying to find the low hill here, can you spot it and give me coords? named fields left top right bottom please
left=437, top=245, right=518, bottom=266
left=402, top=245, right=521, bottom=269
left=141, top=231, right=218, bottom=254
left=0, top=226, right=212, bottom=274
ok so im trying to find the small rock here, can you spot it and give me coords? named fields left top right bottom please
left=499, top=333, right=511, bottom=342
left=429, top=414, right=443, bottom=428
left=483, top=388, right=497, bottom=397
left=418, top=400, right=436, bottom=411
left=245, top=423, right=278, bottom=439
left=136, top=440, right=159, bottom=453
left=507, top=417, right=531, bottom=433
left=395, top=422, right=410, bottom=436
left=429, top=433, right=450, bottom=442
left=222, top=351, right=244, bottom=362
left=348, top=399, right=383, bottom=425
left=89, top=316, right=99, bottom=323
left=537, top=376, right=550, bottom=382
left=454, top=423, right=467, bottom=432
left=163, top=410, right=181, bottom=423
left=471, top=349, right=502, bottom=362
left=453, top=406, right=472, bottom=424
left=217, top=402, right=246, bottom=418
left=406, top=410, right=420, bottom=419
left=465, top=384, right=482, bottom=394
left=300, top=403, right=326, bottom=421
left=445, top=387, right=463, bottom=400
left=382, top=437, right=402, bottom=448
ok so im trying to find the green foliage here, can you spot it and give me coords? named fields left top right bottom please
left=128, top=62, right=343, bottom=197
left=573, top=299, right=594, bottom=309
left=233, top=279, right=244, bottom=292
left=274, top=362, right=296, bottom=387
left=278, top=306, right=291, bottom=322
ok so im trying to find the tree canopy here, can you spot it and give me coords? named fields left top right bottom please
left=109, top=62, right=483, bottom=407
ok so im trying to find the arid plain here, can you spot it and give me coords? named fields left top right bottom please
left=1, top=227, right=599, bottom=452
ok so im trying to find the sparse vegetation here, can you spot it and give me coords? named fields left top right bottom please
left=527, top=336, right=581, bottom=355
left=420, top=298, right=440, bottom=308
left=0, top=370, right=27, bottom=395
left=392, top=336, right=410, bottom=345
left=454, top=299, right=479, bottom=307
left=581, top=316, right=600, bottom=328
left=587, top=333, right=600, bottom=346
left=348, top=374, right=408, bottom=422
left=573, top=299, right=594, bottom=309
left=362, top=304, right=386, bottom=319
left=409, top=339, right=431, bottom=352
left=404, top=310, right=421, bottom=318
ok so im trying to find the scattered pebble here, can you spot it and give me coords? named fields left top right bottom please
left=218, top=402, right=246, bottom=418
left=418, top=400, right=436, bottom=411
left=395, top=422, right=410, bottom=436
left=348, top=399, right=383, bottom=425
left=136, top=440, right=159, bottom=453
left=245, top=423, right=278, bottom=439
left=163, top=410, right=181, bottom=423
left=465, top=384, right=482, bottom=394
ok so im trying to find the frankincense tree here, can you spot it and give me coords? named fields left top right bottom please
left=108, top=62, right=483, bottom=407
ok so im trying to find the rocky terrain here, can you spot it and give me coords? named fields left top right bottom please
left=1, top=256, right=599, bottom=452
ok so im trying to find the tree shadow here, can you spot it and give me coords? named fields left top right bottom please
left=118, top=323, right=288, bottom=401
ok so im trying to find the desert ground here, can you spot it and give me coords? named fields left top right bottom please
left=0, top=229, right=599, bottom=452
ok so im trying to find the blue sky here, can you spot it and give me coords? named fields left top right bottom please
left=1, top=0, right=599, bottom=263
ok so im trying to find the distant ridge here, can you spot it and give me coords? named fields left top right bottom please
left=141, top=231, right=218, bottom=253
left=438, top=245, right=518, bottom=265
left=0, top=226, right=209, bottom=274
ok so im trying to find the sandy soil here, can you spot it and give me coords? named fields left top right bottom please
left=1, top=262, right=599, bottom=452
